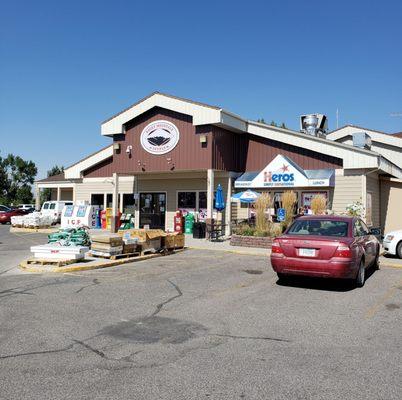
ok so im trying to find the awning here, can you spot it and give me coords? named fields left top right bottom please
left=234, top=154, right=335, bottom=189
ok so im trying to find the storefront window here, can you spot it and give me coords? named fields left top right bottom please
left=91, top=194, right=104, bottom=208
left=199, top=192, right=207, bottom=209
left=178, top=192, right=196, bottom=208
left=301, top=192, right=328, bottom=211
left=106, top=193, right=120, bottom=209
left=123, top=193, right=135, bottom=214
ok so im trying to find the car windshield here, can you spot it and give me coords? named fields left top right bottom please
left=43, top=203, right=49, bottom=209
left=287, top=219, right=349, bottom=237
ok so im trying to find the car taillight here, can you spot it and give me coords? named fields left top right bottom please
left=272, top=239, right=284, bottom=254
left=334, top=243, right=352, bottom=258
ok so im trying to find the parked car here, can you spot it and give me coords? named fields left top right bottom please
left=0, top=207, right=30, bottom=224
left=18, top=204, right=35, bottom=211
left=41, top=201, right=73, bottom=223
left=0, top=205, right=11, bottom=213
left=383, top=230, right=402, bottom=258
left=271, top=215, right=380, bottom=287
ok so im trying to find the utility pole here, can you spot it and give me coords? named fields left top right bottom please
left=336, top=108, right=339, bottom=129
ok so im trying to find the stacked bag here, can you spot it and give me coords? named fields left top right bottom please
left=48, top=227, right=91, bottom=247
left=11, top=212, right=53, bottom=228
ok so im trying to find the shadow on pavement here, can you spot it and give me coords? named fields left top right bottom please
left=276, top=266, right=378, bottom=292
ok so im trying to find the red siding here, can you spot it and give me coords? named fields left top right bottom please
left=244, top=135, right=342, bottom=171
left=83, top=157, right=114, bottom=177
left=83, top=108, right=342, bottom=178
left=112, top=107, right=213, bottom=174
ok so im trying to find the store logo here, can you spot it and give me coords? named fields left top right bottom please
left=264, top=164, right=294, bottom=183
left=140, top=120, right=180, bottom=155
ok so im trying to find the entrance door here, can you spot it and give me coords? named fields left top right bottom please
left=139, top=193, right=166, bottom=229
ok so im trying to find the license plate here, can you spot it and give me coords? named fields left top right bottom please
left=299, top=248, right=315, bottom=257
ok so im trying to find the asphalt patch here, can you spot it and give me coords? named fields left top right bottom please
left=99, top=316, right=208, bottom=344
left=243, top=269, right=263, bottom=275
left=385, top=303, right=400, bottom=311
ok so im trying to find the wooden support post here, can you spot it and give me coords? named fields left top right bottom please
left=207, top=169, right=214, bottom=219
left=111, top=173, right=119, bottom=233
left=35, top=184, right=41, bottom=211
left=226, top=174, right=232, bottom=236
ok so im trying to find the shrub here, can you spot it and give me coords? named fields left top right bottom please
left=282, top=191, right=297, bottom=228
left=255, top=192, right=273, bottom=233
left=311, top=195, right=327, bottom=215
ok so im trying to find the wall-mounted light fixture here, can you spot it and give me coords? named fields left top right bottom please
left=113, top=143, right=121, bottom=153
left=126, top=145, right=132, bottom=157
left=199, top=135, right=207, bottom=144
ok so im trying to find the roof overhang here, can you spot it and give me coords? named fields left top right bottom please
left=327, top=125, right=402, bottom=148
left=101, top=92, right=247, bottom=136
left=64, top=145, right=113, bottom=179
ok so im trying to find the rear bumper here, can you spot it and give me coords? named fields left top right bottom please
left=271, top=255, right=356, bottom=279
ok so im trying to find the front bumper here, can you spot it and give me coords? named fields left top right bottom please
left=382, top=240, right=396, bottom=255
left=271, top=255, right=356, bottom=279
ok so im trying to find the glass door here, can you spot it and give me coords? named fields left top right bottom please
left=139, top=193, right=166, bottom=229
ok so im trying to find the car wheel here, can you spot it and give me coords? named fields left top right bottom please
left=397, top=242, right=402, bottom=259
left=356, top=260, right=365, bottom=288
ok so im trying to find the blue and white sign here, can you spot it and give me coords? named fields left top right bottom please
left=234, top=155, right=335, bottom=189
left=277, top=208, right=286, bottom=222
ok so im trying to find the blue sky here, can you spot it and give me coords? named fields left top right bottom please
left=1, top=0, right=401, bottom=179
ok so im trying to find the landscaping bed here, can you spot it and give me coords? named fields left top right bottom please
left=230, top=234, right=273, bottom=248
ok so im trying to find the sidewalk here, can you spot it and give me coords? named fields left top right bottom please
left=185, top=235, right=270, bottom=256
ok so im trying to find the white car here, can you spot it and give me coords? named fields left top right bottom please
left=18, top=204, right=35, bottom=211
left=383, top=230, right=402, bottom=258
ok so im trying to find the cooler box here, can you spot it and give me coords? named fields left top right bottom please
left=30, top=245, right=89, bottom=260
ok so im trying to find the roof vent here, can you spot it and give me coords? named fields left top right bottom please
left=352, top=131, right=372, bottom=150
left=300, top=114, right=328, bottom=138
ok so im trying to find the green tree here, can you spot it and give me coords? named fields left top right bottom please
left=40, top=165, right=64, bottom=203
left=270, top=120, right=278, bottom=127
left=0, top=154, right=37, bottom=205
left=280, top=122, right=287, bottom=129
left=257, top=118, right=266, bottom=124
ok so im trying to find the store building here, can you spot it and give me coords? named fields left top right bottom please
left=36, top=92, right=402, bottom=233
left=327, top=125, right=402, bottom=233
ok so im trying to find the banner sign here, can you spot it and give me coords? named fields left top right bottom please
left=235, top=155, right=334, bottom=189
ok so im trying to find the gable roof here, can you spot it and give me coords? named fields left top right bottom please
left=36, top=173, right=67, bottom=183
left=327, top=124, right=402, bottom=148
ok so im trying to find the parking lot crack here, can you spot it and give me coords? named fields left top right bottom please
left=211, top=334, right=290, bottom=342
left=75, top=278, right=100, bottom=294
left=150, top=279, right=183, bottom=317
left=0, top=344, right=74, bottom=360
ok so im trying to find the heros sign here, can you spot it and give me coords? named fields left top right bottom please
left=140, top=120, right=180, bottom=155
left=234, top=154, right=335, bottom=189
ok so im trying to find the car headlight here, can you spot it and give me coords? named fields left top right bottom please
left=385, top=235, right=394, bottom=241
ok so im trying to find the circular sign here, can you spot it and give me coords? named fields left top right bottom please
left=140, top=120, right=180, bottom=155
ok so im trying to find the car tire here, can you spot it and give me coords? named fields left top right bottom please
left=396, top=242, right=402, bottom=259
left=373, top=248, right=380, bottom=270
left=277, top=272, right=287, bottom=281
left=355, top=260, right=365, bottom=288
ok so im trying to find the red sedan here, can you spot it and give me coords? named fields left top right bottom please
left=271, top=215, right=380, bottom=287
left=0, top=207, right=29, bottom=224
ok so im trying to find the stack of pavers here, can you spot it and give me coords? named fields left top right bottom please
left=90, top=234, right=123, bottom=258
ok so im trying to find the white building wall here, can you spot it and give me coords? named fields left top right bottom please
left=332, top=170, right=363, bottom=216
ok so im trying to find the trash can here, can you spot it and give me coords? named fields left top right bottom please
left=193, top=222, right=206, bottom=239
left=184, top=213, right=195, bottom=234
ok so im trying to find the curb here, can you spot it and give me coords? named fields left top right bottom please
left=19, top=250, right=186, bottom=274
left=379, top=262, right=402, bottom=270
left=187, top=246, right=269, bottom=257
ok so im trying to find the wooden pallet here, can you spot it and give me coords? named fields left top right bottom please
left=89, top=252, right=141, bottom=260
left=24, top=258, right=78, bottom=267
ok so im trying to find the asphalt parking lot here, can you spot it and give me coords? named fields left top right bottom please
left=1, top=225, right=402, bottom=399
